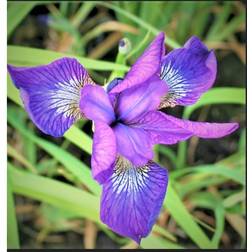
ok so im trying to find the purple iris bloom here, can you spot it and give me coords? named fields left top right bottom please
left=8, top=32, right=238, bottom=243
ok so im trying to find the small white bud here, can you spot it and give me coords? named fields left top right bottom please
left=118, top=38, right=131, bottom=55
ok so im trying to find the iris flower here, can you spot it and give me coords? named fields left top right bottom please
left=8, top=32, right=238, bottom=243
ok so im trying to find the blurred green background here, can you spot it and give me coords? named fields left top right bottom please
left=7, top=1, right=246, bottom=249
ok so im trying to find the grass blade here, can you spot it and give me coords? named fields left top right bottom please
left=7, top=2, right=37, bottom=38
left=177, top=87, right=245, bottom=169
left=214, top=12, right=245, bottom=41
left=173, top=164, right=245, bottom=186
left=157, top=145, right=177, bottom=168
left=9, top=163, right=177, bottom=246
left=8, top=46, right=129, bottom=72
left=164, top=183, right=213, bottom=248
left=183, top=87, right=245, bottom=119
left=176, top=2, right=196, bottom=43
left=7, top=173, right=20, bottom=249
left=8, top=163, right=101, bottom=223
left=7, top=144, right=37, bottom=174
left=189, top=192, right=225, bottom=247
left=141, top=235, right=183, bottom=249
left=97, top=1, right=181, bottom=49
left=71, top=2, right=95, bottom=28
left=64, top=126, right=92, bottom=154
left=59, top=2, right=68, bottom=17
left=8, top=106, right=100, bottom=195
left=176, top=175, right=227, bottom=198
left=206, top=2, right=233, bottom=41
left=192, top=2, right=213, bottom=37
left=223, top=190, right=245, bottom=208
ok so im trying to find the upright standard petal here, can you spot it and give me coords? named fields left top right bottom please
left=100, top=157, right=168, bottom=243
left=116, top=76, right=168, bottom=123
left=159, top=36, right=217, bottom=108
left=8, top=58, right=95, bottom=137
left=80, top=85, right=115, bottom=124
left=136, top=111, right=239, bottom=145
left=110, top=32, right=165, bottom=93
left=92, top=121, right=117, bottom=184
left=113, top=123, right=153, bottom=166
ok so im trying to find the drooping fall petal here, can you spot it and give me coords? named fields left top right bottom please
left=7, top=58, right=95, bottom=137
left=100, top=157, right=168, bottom=243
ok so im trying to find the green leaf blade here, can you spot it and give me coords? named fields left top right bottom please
left=7, top=172, right=20, bottom=249
left=164, top=184, right=214, bottom=249
left=8, top=2, right=38, bottom=38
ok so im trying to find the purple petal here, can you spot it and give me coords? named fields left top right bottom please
left=160, top=36, right=217, bottom=108
left=136, top=111, right=239, bottom=145
left=166, top=114, right=239, bottom=139
left=113, top=123, right=153, bottom=166
left=92, top=121, right=117, bottom=184
left=116, top=76, right=168, bottom=123
left=100, top=157, right=168, bottom=243
left=110, top=32, right=165, bottom=93
left=7, top=58, right=95, bottom=137
left=80, top=85, right=115, bottom=124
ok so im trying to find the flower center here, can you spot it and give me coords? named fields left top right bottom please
left=110, top=115, right=123, bottom=128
